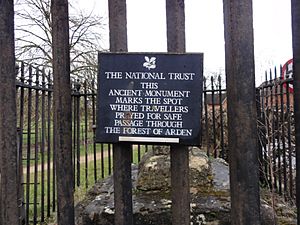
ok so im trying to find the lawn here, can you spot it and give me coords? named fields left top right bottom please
left=22, top=145, right=148, bottom=224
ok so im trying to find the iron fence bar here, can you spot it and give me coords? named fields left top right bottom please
left=203, top=78, right=209, bottom=156
left=270, top=70, right=278, bottom=192
left=202, top=88, right=227, bottom=93
left=72, top=93, right=97, bottom=97
left=101, top=144, right=104, bottom=179
left=211, top=76, right=217, bottom=158
left=145, top=145, right=148, bottom=153
left=256, top=88, right=264, bottom=184
left=137, top=144, right=141, bottom=162
left=261, top=83, right=268, bottom=183
left=52, top=106, right=56, bottom=213
left=275, top=68, right=282, bottom=195
left=92, top=81, right=97, bottom=182
left=267, top=71, right=273, bottom=189
left=84, top=81, right=88, bottom=188
left=17, top=127, right=25, bottom=225
left=279, top=73, right=288, bottom=196
left=47, top=86, right=52, bottom=217
left=259, top=78, right=294, bottom=89
left=273, top=69, right=279, bottom=192
left=264, top=72, right=272, bottom=187
left=18, top=62, right=26, bottom=225
left=25, top=66, right=33, bottom=225
left=33, top=68, right=40, bottom=225
left=218, top=75, right=225, bottom=158
left=40, top=69, right=46, bottom=222
left=16, top=82, right=53, bottom=92
left=108, top=144, right=112, bottom=175
left=286, top=81, right=293, bottom=198
left=76, top=93, right=80, bottom=187
left=72, top=94, right=76, bottom=187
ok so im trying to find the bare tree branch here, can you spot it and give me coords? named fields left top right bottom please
left=15, top=0, right=107, bottom=86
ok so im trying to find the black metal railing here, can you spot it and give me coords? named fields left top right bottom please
left=10, top=61, right=297, bottom=224
left=257, top=67, right=295, bottom=200
left=203, top=69, right=296, bottom=201
left=15, top=62, right=152, bottom=224
left=16, top=62, right=56, bottom=224
left=202, top=75, right=227, bottom=159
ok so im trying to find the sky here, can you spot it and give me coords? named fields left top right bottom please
left=76, top=0, right=293, bottom=86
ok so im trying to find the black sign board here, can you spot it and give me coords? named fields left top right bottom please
left=96, top=53, right=203, bottom=146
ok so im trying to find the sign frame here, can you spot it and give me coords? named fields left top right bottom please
left=96, top=52, right=203, bottom=146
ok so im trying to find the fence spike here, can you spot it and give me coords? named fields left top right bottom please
left=265, top=71, right=268, bottom=82
left=211, top=76, right=214, bottom=89
left=218, top=75, right=222, bottom=89
left=35, top=68, right=39, bottom=86
left=20, top=62, right=25, bottom=83
left=28, top=65, right=33, bottom=85
left=42, top=68, right=46, bottom=88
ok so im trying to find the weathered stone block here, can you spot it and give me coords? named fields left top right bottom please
left=75, top=147, right=277, bottom=225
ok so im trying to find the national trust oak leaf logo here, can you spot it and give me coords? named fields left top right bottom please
left=143, top=56, right=156, bottom=70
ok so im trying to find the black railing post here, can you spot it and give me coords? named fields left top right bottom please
left=91, top=81, right=97, bottom=182
left=279, top=72, right=288, bottom=195
left=47, top=79, right=53, bottom=217
left=41, top=69, right=46, bottom=222
left=25, top=66, right=33, bottom=225
left=18, top=62, right=26, bottom=225
left=84, top=81, right=88, bottom=188
left=75, top=80, right=81, bottom=187
left=256, top=87, right=267, bottom=185
left=203, top=78, right=210, bottom=156
left=218, top=75, right=225, bottom=158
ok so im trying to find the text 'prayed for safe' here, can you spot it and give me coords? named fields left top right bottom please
left=96, top=53, right=203, bottom=146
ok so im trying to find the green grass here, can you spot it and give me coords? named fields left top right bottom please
left=21, top=138, right=111, bottom=167
left=23, top=146, right=147, bottom=224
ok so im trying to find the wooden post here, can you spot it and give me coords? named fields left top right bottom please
left=166, top=1, right=190, bottom=225
left=223, top=0, right=261, bottom=224
left=0, top=0, right=19, bottom=224
left=166, top=0, right=186, bottom=53
left=170, top=145, right=190, bottom=225
left=108, top=1, right=133, bottom=225
left=113, top=144, right=133, bottom=225
left=51, top=1, right=74, bottom=225
left=290, top=0, right=300, bottom=223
